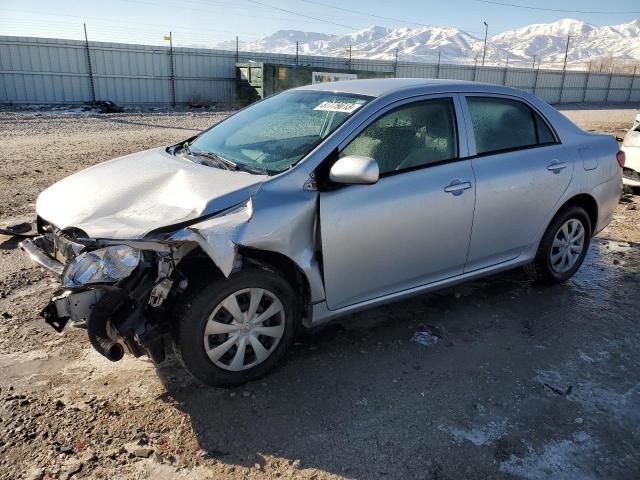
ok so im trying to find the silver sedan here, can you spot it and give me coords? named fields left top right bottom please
left=22, top=79, right=623, bottom=386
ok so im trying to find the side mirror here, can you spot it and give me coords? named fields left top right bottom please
left=329, top=155, right=379, bottom=185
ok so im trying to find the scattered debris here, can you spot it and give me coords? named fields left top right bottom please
left=411, top=325, right=443, bottom=347
left=543, top=383, right=573, bottom=396
left=0, top=219, right=37, bottom=237
left=412, top=331, right=439, bottom=347
left=91, top=101, right=124, bottom=113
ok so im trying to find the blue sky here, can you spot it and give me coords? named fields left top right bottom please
left=1, top=0, right=639, bottom=45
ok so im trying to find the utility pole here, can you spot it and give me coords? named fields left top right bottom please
left=346, top=45, right=352, bottom=70
left=481, top=21, right=488, bottom=66
left=436, top=51, right=441, bottom=78
left=532, top=54, right=536, bottom=69
left=165, top=32, right=176, bottom=108
left=562, top=34, right=571, bottom=71
left=295, top=41, right=299, bottom=66
left=235, top=36, right=239, bottom=64
left=559, top=35, right=571, bottom=104
left=83, top=23, right=96, bottom=103
left=473, top=56, right=478, bottom=81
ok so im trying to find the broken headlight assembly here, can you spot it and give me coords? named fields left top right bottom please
left=62, top=245, right=141, bottom=287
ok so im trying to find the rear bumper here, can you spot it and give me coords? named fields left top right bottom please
left=592, top=176, right=622, bottom=236
left=622, top=167, right=640, bottom=187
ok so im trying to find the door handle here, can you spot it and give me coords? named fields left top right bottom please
left=546, top=160, right=568, bottom=173
left=444, top=180, right=472, bottom=195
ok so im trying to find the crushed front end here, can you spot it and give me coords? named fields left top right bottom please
left=20, top=218, right=195, bottom=364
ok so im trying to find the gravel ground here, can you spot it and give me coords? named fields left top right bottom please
left=559, top=103, right=640, bottom=140
left=0, top=106, right=639, bottom=480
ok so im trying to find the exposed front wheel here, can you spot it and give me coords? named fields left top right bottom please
left=176, top=269, right=298, bottom=387
left=524, top=205, right=591, bottom=284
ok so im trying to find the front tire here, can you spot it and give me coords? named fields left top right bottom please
left=176, top=269, right=298, bottom=387
left=524, top=205, right=591, bottom=284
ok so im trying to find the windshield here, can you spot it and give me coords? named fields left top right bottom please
left=186, top=90, right=371, bottom=174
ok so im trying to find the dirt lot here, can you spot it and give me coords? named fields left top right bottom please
left=1, top=106, right=639, bottom=480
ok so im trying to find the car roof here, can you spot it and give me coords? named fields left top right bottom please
left=295, top=78, right=525, bottom=98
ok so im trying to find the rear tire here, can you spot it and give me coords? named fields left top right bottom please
left=524, top=205, right=591, bottom=284
left=175, top=268, right=298, bottom=387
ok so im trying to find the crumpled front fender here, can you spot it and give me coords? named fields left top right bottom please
left=168, top=200, right=253, bottom=277
left=166, top=176, right=326, bottom=306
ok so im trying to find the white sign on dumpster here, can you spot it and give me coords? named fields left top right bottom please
left=312, top=71, right=358, bottom=84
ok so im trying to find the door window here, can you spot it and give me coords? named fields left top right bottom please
left=341, top=98, right=458, bottom=174
left=467, top=97, right=556, bottom=155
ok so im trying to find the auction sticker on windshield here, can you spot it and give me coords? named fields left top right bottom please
left=314, top=101, right=362, bottom=113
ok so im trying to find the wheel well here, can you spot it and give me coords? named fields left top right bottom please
left=166, top=245, right=311, bottom=322
left=557, top=194, right=598, bottom=234
left=237, top=246, right=311, bottom=321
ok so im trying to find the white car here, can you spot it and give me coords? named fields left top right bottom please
left=621, top=112, right=640, bottom=190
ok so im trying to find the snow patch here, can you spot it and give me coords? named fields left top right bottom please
left=500, top=433, right=597, bottom=480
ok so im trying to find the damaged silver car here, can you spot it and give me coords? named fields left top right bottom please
left=21, top=79, right=623, bottom=386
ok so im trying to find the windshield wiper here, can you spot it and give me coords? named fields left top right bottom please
left=190, top=151, right=238, bottom=171
left=180, top=144, right=269, bottom=175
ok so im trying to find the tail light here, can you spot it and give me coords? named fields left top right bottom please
left=616, top=150, right=626, bottom=168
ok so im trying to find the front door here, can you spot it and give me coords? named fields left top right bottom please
left=318, top=96, right=476, bottom=310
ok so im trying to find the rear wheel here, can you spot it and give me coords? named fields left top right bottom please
left=524, top=205, right=591, bottom=284
left=176, top=269, right=298, bottom=387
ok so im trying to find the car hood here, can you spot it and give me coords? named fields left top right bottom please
left=36, top=147, right=267, bottom=239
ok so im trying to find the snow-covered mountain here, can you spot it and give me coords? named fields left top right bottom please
left=222, top=19, right=640, bottom=68
left=492, top=19, right=640, bottom=65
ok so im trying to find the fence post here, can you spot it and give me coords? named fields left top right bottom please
left=473, top=57, right=478, bottom=82
left=533, top=58, right=541, bottom=96
left=605, top=63, right=614, bottom=103
left=582, top=62, right=591, bottom=103
left=558, top=70, right=566, bottom=104
left=502, top=56, right=509, bottom=85
left=394, top=47, right=398, bottom=78
left=436, top=51, right=441, bottom=79
left=83, top=24, right=96, bottom=103
left=628, top=66, right=637, bottom=102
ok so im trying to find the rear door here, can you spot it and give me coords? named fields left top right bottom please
left=461, top=95, right=573, bottom=272
left=318, top=95, right=476, bottom=310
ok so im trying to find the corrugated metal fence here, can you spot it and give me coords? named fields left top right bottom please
left=1, top=35, right=639, bottom=106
